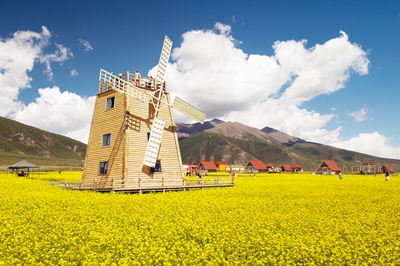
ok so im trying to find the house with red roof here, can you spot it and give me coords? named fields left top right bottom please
left=317, top=160, right=341, bottom=175
left=245, top=160, right=267, bottom=172
left=214, top=161, right=228, bottom=171
left=280, top=164, right=292, bottom=172
left=197, top=160, right=218, bottom=172
left=381, top=164, right=395, bottom=174
left=291, top=164, right=303, bottom=172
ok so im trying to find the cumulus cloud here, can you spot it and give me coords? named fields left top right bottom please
left=331, top=132, right=400, bottom=159
left=150, top=23, right=399, bottom=158
left=12, top=87, right=95, bottom=143
left=349, top=105, right=370, bottom=122
left=0, top=26, right=73, bottom=116
left=79, top=38, right=93, bottom=53
left=161, top=24, right=369, bottom=143
left=0, top=27, right=93, bottom=143
left=0, top=26, right=49, bottom=116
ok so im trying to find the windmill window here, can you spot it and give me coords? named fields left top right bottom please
left=106, top=96, right=115, bottom=110
left=150, top=160, right=162, bottom=172
left=99, top=161, right=108, bottom=175
left=147, top=132, right=150, bottom=141
left=102, top=133, right=111, bottom=146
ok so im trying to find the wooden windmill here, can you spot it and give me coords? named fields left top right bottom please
left=81, top=36, right=206, bottom=190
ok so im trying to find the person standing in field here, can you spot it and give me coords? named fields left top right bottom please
left=338, top=171, right=343, bottom=180
left=385, top=170, right=389, bottom=181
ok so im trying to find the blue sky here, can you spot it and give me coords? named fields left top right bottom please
left=0, top=0, right=399, bottom=159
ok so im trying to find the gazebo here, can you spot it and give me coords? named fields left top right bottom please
left=7, top=160, right=39, bottom=177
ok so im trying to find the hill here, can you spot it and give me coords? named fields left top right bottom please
left=178, top=119, right=400, bottom=171
left=0, top=116, right=86, bottom=169
left=1, top=116, right=399, bottom=172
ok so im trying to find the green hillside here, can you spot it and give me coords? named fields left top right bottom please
left=0, top=117, right=86, bottom=169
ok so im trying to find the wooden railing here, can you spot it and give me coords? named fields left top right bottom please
left=52, top=175, right=235, bottom=191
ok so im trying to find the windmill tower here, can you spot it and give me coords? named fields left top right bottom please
left=81, top=36, right=205, bottom=190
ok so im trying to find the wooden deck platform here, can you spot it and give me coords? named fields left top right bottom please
left=53, top=177, right=235, bottom=194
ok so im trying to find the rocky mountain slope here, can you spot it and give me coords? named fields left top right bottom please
left=177, top=119, right=400, bottom=171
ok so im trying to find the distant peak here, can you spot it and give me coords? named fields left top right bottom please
left=261, top=126, right=278, bottom=134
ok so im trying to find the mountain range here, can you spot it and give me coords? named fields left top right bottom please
left=0, top=116, right=398, bottom=171
left=177, top=119, right=400, bottom=171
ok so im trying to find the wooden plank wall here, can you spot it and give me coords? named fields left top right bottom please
left=81, top=89, right=126, bottom=188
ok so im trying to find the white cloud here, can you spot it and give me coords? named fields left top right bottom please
left=164, top=24, right=370, bottom=140
left=0, top=27, right=93, bottom=143
left=79, top=38, right=93, bottom=53
left=39, top=43, right=73, bottom=80
left=152, top=23, right=398, bottom=159
left=331, top=132, right=400, bottom=159
left=12, top=87, right=95, bottom=143
left=214, top=22, right=232, bottom=36
left=0, top=26, right=49, bottom=117
left=70, top=69, right=79, bottom=76
left=349, top=105, right=370, bottom=122
left=0, top=26, right=72, bottom=116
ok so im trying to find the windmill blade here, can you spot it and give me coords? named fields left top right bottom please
left=155, top=36, right=173, bottom=83
left=173, top=97, right=206, bottom=124
left=143, top=117, right=165, bottom=168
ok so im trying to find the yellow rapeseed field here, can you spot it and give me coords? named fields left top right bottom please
left=0, top=171, right=399, bottom=265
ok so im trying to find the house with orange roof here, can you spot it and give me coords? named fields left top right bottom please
left=197, top=160, right=218, bottom=172
left=245, top=160, right=267, bottom=172
left=381, top=164, right=395, bottom=174
left=214, top=161, right=228, bottom=171
left=280, top=164, right=292, bottom=172
left=317, top=160, right=341, bottom=174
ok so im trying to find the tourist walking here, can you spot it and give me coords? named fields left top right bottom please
left=385, top=170, right=389, bottom=181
